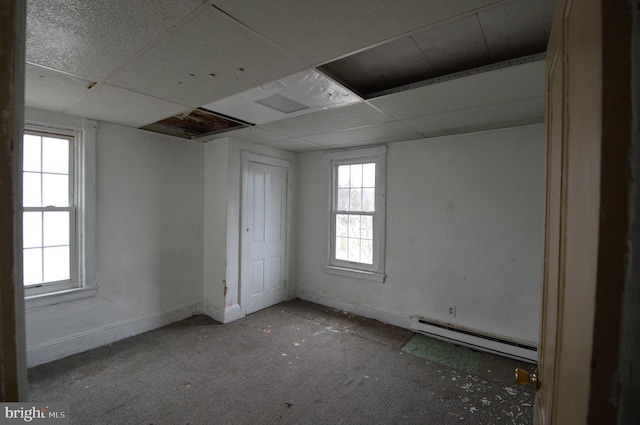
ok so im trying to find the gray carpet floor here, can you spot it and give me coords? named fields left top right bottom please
left=28, top=299, right=535, bottom=424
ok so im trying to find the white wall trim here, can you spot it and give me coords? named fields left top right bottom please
left=203, top=301, right=225, bottom=323
left=223, top=304, right=242, bottom=324
left=296, top=289, right=411, bottom=329
left=25, top=286, right=98, bottom=310
left=27, top=301, right=202, bottom=367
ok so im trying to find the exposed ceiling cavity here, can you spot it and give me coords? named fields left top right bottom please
left=318, top=1, right=553, bottom=98
left=140, top=108, right=251, bottom=140
left=24, top=0, right=556, bottom=151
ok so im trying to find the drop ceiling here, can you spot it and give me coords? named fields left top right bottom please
left=25, top=0, right=555, bottom=152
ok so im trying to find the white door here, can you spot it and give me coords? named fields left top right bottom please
left=241, top=154, right=289, bottom=315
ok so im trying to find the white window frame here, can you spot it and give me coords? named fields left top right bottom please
left=323, top=146, right=386, bottom=283
left=23, top=120, right=97, bottom=307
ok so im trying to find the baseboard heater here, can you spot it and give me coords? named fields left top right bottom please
left=411, top=316, right=537, bottom=363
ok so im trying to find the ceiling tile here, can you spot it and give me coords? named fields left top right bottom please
left=211, top=0, right=504, bottom=65
left=26, top=0, right=206, bottom=81
left=417, top=118, right=543, bottom=139
left=107, top=7, right=307, bottom=108
left=478, top=0, right=554, bottom=62
left=208, top=127, right=286, bottom=144
left=260, top=103, right=394, bottom=138
left=263, top=139, right=324, bottom=152
left=202, top=69, right=361, bottom=125
left=402, top=97, right=545, bottom=134
left=25, top=64, right=92, bottom=112
left=412, top=14, right=490, bottom=75
left=324, top=133, right=423, bottom=149
left=302, top=121, right=420, bottom=145
left=63, top=84, right=190, bottom=128
left=370, top=60, right=545, bottom=120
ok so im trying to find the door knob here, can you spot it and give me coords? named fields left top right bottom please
left=515, top=368, right=538, bottom=386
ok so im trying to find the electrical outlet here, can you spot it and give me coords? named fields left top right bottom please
left=447, top=305, right=456, bottom=318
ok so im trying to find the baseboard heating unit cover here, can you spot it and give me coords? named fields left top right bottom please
left=411, top=316, right=537, bottom=363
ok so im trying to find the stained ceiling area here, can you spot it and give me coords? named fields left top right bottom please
left=25, top=0, right=555, bottom=151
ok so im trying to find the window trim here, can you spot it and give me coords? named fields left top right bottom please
left=323, top=146, right=386, bottom=283
left=23, top=119, right=97, bottom=301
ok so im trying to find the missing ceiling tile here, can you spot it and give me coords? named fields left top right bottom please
left=141, top=108, right=252, bottom=140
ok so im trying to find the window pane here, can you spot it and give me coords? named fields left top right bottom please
left=362, top=163, right=375, bottom=188
left=350, top=164, right=362, bottom=187
left=361, top=239, right=373, bottom=264
left=348, top=215, right=361, bottom=238
left=337, top=165, right=350, bottom=188
left=23, top=172, right=42, bottom=207
left=43, top=211, right=69, bottom=246
left=43, top=246, right=70, bottom=282
left=362, top=188, right=375, bottom=212
left=23, top=134, right=41, bottom=172
left=336, top=214, right=348, bottom=237
left=336, top=237, right=348, bottom=260
left=348, top=238, right=361, bottom=262
left=42, top=137, right=69, bottom=174
left=349, top=188, right=362, bottom=211
left=23, top=248, right=43, bottom=285
left=337, top=188, right=349, bottom=211
left=23, top=212, right=42, bottom=248
left=361, top=215, right=373, bottom=240
left=42, top=173, right=69, bottom=207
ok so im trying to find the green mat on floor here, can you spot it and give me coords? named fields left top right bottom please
left=401, top=333, right=480, bottom=375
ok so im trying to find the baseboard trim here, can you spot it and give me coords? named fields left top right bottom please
left=223, top=304, right=242, bottom=323
left=27, top=302, right=203, bottom=367
left=296, top=290, right=537, bottom=363
left=203, top=301, right=225, bottom=323
left=296, top=289, right=411, bottom=329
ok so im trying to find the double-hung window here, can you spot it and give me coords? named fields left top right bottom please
left=22, top=129, right=77, bottom=294
left=324, top=146, right=386, bottom=282
left=21, top=122, right=96, bottom=302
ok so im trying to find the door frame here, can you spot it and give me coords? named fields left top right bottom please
left=535, top=0, right=637, bottom=423
left=240, top=151, right=291, bottom=316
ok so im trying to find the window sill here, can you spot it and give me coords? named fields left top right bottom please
left=322, top=265, right=386, bottom=283
left=25, top=286, right=98, bottom=310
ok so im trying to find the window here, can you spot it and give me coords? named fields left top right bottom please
left=324, top=146, right=386, bottom=282
left=22, top=123, right=96, bottom=301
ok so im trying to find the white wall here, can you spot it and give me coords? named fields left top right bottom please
left=25, top=109, right=205, bottom=366
left=203, top=139, right=229, bottom=321
left=296, top=124, right=545, bottom=345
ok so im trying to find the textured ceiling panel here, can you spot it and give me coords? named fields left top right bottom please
left=63, top=84, right=190, bottom=128
left=208, top=127, right=286, bottom=144
left=478, top=0, right=554, bottom=62
left=320, top=37, right=435, bottom=97
left=412, top=14, right=490, bottom=75
left=322, top=133, right=423, bottom=149
left=108, top=7, right=307, bottom=107
left=25, top=64, right=92, bottom=112
left=210, top=0, right=503, bottom=65
left=260, top=103, right=393, bottom=138
left=370, top=60, right=545, bottom=120
left=302, top=121, right=420, bottom=146
left=263, top=139, right=324, bottom=152
left=402, top=97, right=545, bottom=134
left=26, top=0, right=206, bottom=81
